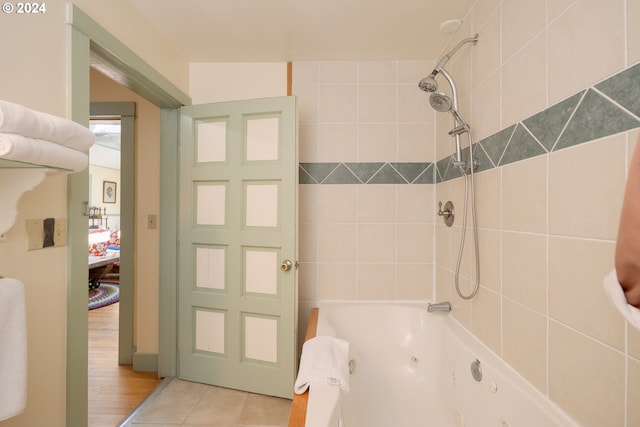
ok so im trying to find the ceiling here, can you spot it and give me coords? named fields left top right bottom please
left=128, top=0, right=474, bottom=62
left=89, top=121, right=121, bottom=170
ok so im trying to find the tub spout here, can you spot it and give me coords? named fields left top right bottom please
left=427, top=302, right=451, bottom=313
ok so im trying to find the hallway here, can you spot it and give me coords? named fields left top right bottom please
left=88, top=301, right=163, bottom=427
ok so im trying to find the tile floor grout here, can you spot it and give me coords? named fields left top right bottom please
left=124, top=378, right=292, bottom=427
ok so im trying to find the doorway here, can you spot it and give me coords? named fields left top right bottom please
left=89, top=102, right=135, bottom=364
left=68, top=6, right=190, bottom=425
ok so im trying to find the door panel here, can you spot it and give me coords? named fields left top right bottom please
left=178, top=97, right=297, bottom=398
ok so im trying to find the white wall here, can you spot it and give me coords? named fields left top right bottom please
left=190, top=63, right=288, bottom=104
left=89, top=165, right=121, bottom=229
left=0, top=1, right=187, bottom=425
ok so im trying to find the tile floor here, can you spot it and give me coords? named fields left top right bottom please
left=126, top=378, right=292, bottom=427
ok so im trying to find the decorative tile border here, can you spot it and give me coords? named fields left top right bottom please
left=298, top=63, right=640, bottom=185
left=299, top=162, right=434, bottom=184
left=436, top=62, right=640, bottom=182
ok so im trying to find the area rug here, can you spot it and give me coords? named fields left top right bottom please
left=88, top=282, right=120, bottom=310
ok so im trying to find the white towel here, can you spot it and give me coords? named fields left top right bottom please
left=0, top=133, right=89, bottom=172
left=603, top=269, right=640, bottom=330
left=0, top=100, right=94, bottom=152
left=0, top=278, right=27, bottom=421
left=294, top=336, right=350, bottom=394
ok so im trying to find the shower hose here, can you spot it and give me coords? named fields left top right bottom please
left=454, top=131, right=480, bottom=300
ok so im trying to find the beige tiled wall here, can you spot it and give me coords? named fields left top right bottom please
left=434, top=1, right=640, bottom=426
left=294, top=1, right=640, bottom=425
left=293, top=60, right=437, bottom=347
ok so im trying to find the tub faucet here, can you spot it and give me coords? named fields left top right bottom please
left=427, top=302, right=451, bottom=313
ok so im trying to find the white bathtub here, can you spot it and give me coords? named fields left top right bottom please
left=304, top=302, right=581, bottom=427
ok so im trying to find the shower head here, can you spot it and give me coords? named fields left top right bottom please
left=430, top=92, right=470, bottom=133
left=418, top=75, right=438, bottom=93
left=418, top=33, right=479, bottom=93
left=429, top=91, right=453, bottom=112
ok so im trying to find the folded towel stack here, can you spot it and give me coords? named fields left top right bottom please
left=0, top=99, right=95, bottom=172
left=294, top=336, right=350, bottom=394
left=0, top=278, right=27, bottom=421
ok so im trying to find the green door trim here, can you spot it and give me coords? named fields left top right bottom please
left=67, top=5, right=189, bottom=425
left=90, top=102, right=136, bottom=365
left=177, top=98, right=298, bottom=398
left=158, top=108, right=180, bottom=377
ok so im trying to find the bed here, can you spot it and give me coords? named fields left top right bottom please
left=88, top=229, right=120, bottom=288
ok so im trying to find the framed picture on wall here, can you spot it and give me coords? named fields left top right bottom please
left=103, top=181, right=117, bottom=203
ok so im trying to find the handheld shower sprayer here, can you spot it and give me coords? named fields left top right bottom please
left=429, top=92, right=470, bottom=136
left=418, top=34, right=479, bottom=165
left=419, top=33, right=481, bottom=304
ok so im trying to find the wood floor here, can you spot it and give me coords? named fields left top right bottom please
left=88, top=301, right=163, bottom=427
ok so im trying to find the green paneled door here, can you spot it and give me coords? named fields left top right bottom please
left=178, top=97, right=297, bottom=398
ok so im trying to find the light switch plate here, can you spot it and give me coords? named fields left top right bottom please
left=26, top=218, right=67, bottom=250
left=26, top=219, right=44, bottom=250
left=148, top=214, right=157, bottom=229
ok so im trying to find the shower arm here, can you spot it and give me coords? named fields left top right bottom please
left=437, top=68, right=464, bottom=164
left=432, top=34, right=480, bottom=77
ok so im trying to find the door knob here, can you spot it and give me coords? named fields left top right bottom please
left=280, top=260, right=293, bottom=271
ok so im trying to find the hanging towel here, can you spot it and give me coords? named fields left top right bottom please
left=0, top=133, right=89, bottom=172
left=604, top=136, right=640, bottom=329
left=614, top=137, right=640, bottom=308
left=294, top=336, right=350, bottom=394
left=0, top=100, right=94, bottom=152
left=604, top=269, right=640, bottom=329
left=0, top=278, right=27, bottom=421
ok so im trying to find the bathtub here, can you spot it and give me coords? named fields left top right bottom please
left=302, top=302, right=581, bottom=427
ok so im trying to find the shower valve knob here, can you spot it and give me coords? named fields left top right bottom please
left=437, top=201, right=451, bottom=216
left=437, top=201, right=455, bottom=227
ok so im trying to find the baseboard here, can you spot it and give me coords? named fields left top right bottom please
left=132, top=352, right=158, bottom=372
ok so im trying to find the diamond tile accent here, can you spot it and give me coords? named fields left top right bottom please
left=298, top=166, right=316, bottom=184
left=595, top=63, right=640, bottom=118
left=369, top=164, right=407, bottom=184
left=299, top=64, right=640, bottom=185
left=479, top=125, right=516, bottom=167
left=298, top=162, right=436, bottom=184
left=444, top=158, right=464, bottom=181
left=413, top=164, right=435, bottom=184
left=500, top=124, right=547, bottom=166
left=300, top=163, right=339, bottom=183
left=554, top=89, right=640, bottom=152
left=324, top=164, right=360, bottom=184
left=461, top=143, right=494, bottom=173
left=435, top=157, right=450, bottom=183
left=345, top=163, right=384, bottom=183
left=390, top=163, right=431, bottom=183
left=523, top=91, right=584, bottom=151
